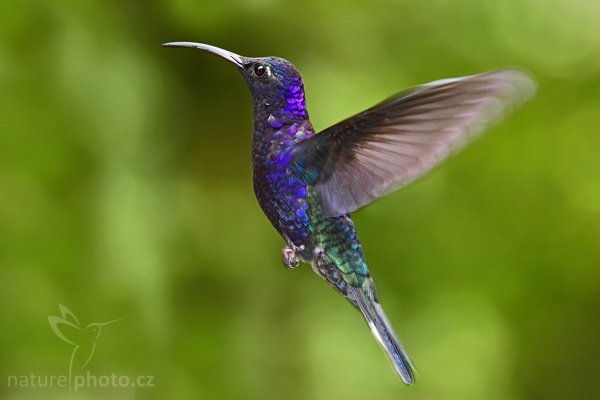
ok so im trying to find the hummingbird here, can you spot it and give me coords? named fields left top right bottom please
left=163, top=41, right=535, bottom=384
left=48, top=304, right=123, bottom=384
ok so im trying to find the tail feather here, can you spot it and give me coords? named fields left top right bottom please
left=348, top=279, right=416, bottom=384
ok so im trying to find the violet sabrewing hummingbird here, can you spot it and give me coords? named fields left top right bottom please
left=162, top=41, right=536, bottom=384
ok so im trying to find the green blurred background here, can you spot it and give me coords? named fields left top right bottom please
left=1, top=0, right=599, bottom=399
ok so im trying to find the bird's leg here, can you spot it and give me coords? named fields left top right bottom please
left=282, top=244, right=302, bottom=269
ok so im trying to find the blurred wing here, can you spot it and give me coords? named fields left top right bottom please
left=290, top=69, right=536, bottom=216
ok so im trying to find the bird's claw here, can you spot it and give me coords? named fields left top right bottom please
left=282, top=245, right=301, bottom=269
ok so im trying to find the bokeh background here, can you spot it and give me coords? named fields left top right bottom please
left=1, top=0, right=599, bottom=399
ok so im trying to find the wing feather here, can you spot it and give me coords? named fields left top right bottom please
left=290, top=69, right=536, bottom=216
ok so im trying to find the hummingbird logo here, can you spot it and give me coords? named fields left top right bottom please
left=48, top=304, right=123, bottom=388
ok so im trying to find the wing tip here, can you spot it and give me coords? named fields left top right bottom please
left=488, top=68, right=538, bottom=103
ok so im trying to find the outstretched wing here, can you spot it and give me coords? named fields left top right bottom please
left=290, top=70, right=536, bottom=217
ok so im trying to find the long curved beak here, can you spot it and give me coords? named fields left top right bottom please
left=96, top=317, right=125, bottom=327
left=162, top=42, right=244, bottom=68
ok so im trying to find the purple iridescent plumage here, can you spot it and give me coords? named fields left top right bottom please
left=250, top=58, right=369, bottom=284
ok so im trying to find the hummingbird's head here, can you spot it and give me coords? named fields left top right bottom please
left=84, top=318, right=124, bottom=339
left=162, top=42, right=307, bottom=119
left=84, top=324, right=103, bottom=339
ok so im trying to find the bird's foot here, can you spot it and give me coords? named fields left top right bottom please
left=282, top=245, right=302, bottom=270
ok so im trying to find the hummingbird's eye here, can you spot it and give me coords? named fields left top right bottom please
left=253, top=63, right=268, bottom=77
left=252, top=63, right=271, bottom=78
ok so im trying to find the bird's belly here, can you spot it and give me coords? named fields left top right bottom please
left=254, top=170, right=369, bottom=283
left=308, top=202, right=370, bottom=285
left=253, top=170, right=314, bottom=256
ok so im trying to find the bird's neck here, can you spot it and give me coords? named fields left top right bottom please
left=252, top=84, right=311, bottom=136
left=251, top=87, right=314, bottom=170
left=253, top=80, right=308, bottom=120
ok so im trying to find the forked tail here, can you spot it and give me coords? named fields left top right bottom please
left=347, top=279, right=416, bottom=384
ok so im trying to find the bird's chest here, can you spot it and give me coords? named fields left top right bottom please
left=252, top=123, right=315, bottom=246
